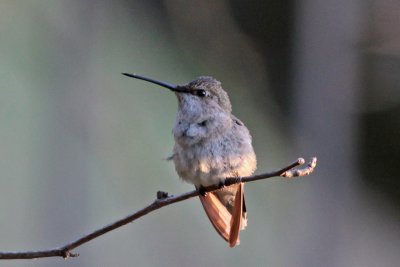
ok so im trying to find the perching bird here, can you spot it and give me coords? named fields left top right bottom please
left=123, top=73, right=257, bottom=247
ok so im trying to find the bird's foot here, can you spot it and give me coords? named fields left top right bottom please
left=218, top=181, right=225, bottom=189
left=198, top=185, right=207, bottom=196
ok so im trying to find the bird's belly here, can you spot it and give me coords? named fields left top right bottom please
left=173, top=142, right=256, bottom=187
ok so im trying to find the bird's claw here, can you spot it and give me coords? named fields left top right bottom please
left=198, top=185, right=207, bottom=196
left=218, top=181, right=225, bottom=189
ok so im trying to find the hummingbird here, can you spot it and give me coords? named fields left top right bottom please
left=123, top=73, right=257, bottom=247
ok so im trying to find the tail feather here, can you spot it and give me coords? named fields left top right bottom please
left=198, top=183, right=246, bottom=247
left=199, top=191, right=231, bottom=241
left=229, top=183, right=243, bottom=247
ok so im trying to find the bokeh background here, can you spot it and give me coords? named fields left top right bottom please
left=1, top=1, right=400, bottom=266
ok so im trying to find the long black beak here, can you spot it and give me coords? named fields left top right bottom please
left=122, top=73, right=188, bottom=93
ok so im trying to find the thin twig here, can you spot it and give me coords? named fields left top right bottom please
left=0, top=157, right=317, bottom=260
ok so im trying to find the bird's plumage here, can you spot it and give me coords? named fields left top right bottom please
left=124, top=73, right=256, bottom=246
left=171, top=77, right=256, bottom=247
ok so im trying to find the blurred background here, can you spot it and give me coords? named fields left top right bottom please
left=0, top=1, right=399, bottom=266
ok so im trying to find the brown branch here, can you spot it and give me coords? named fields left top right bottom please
left=0, top=157, right=317, bottom=260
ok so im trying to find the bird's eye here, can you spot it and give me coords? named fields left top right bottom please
left=195, top=90, right=207, bottom=97
left=198, top=120, right=207, bottom=127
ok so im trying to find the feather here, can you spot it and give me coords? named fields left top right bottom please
left=229, top=183, right=243, bottom=247
left=198, top=183, right=246, bottom=247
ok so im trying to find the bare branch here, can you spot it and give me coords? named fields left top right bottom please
left=281, top=157, right=317, bottom=178
left=0, top=157, right=317, bottom=260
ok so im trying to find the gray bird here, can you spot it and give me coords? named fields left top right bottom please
left=123, top=73, right=257, bottom=247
